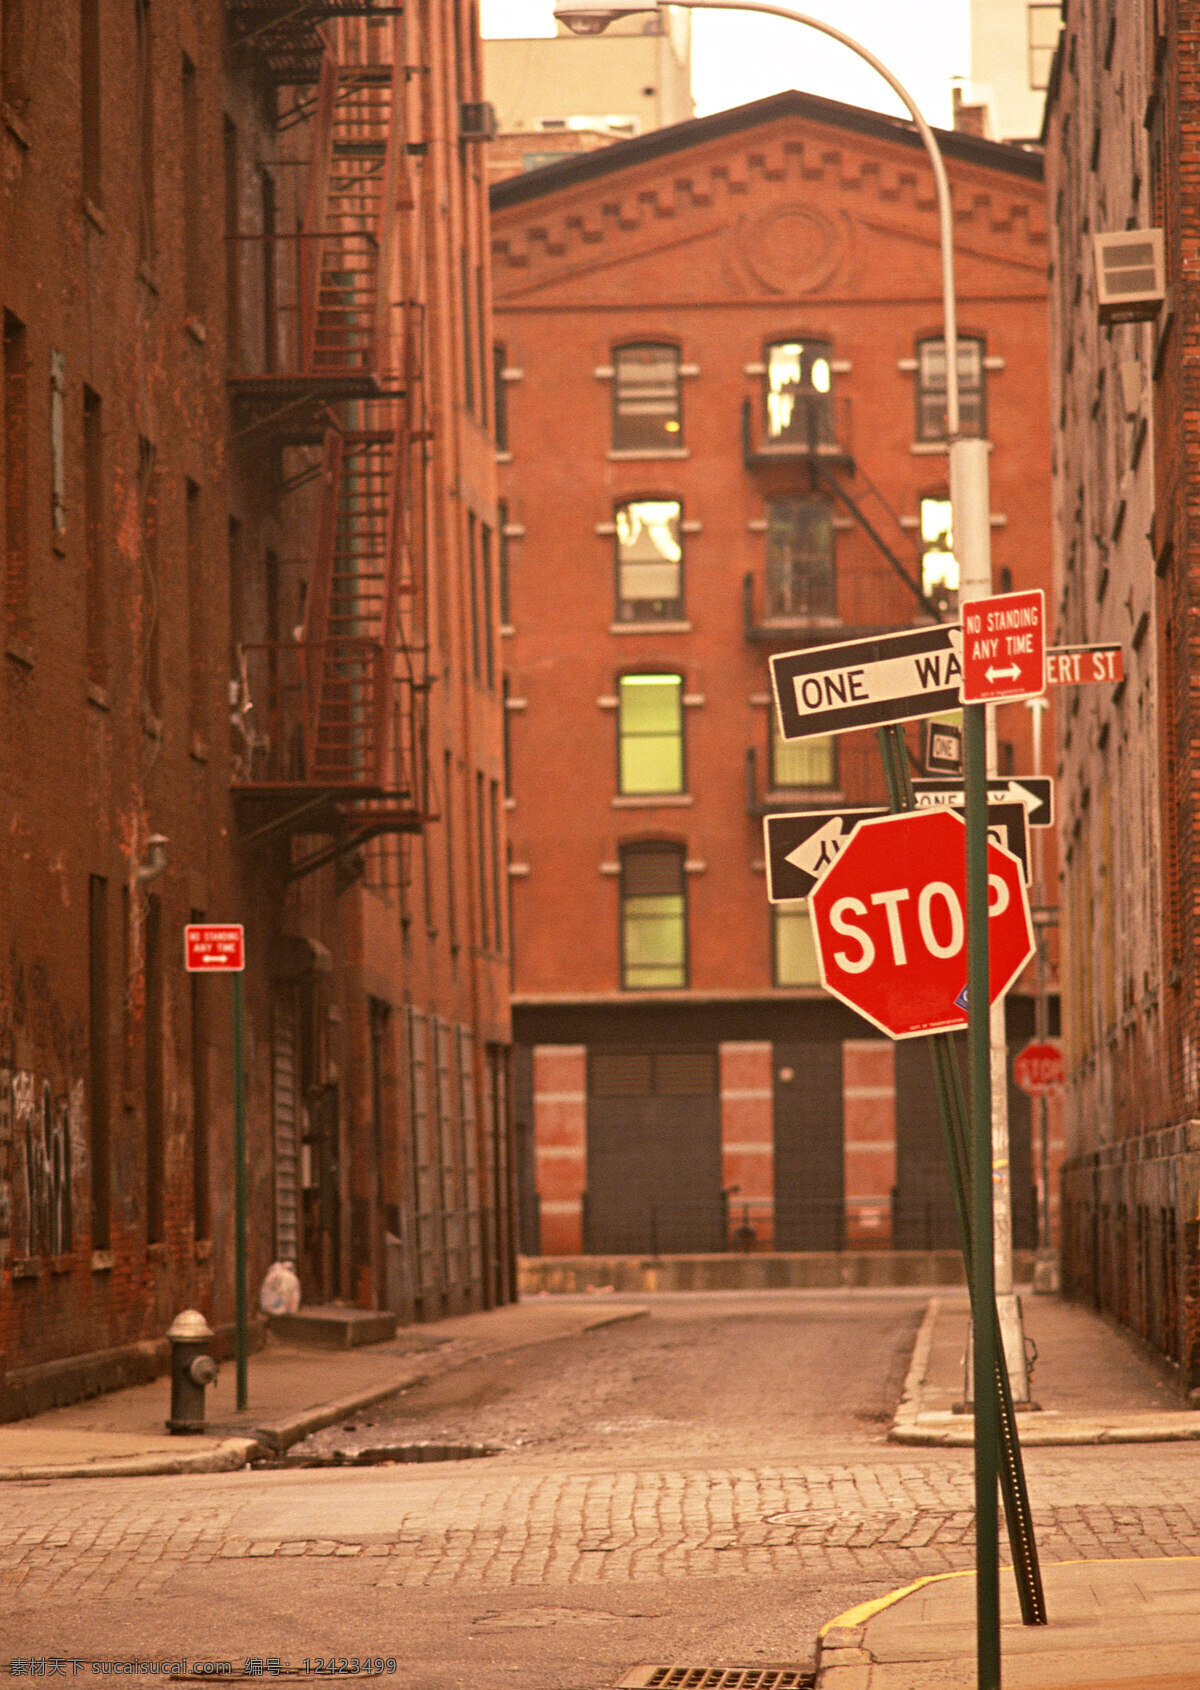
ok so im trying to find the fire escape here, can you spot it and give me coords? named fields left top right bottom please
left=227, top=4, right=428, bottom=878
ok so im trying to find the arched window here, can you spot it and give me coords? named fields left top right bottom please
left=615, top=498, right=682, bottom=622
left=613, top=343, right=682, bottom=450
left=764, top=497, right=836, bottom=619
left=617, top=672, right=684, bottom=794
left=915, top=335, right=986, bottom=440
left=764, top=337, right=833, bottom=445
left=620, top=840, right=687, bottom=989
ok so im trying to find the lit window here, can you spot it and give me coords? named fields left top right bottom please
left=765, top=497, right=836, bottom=619
left=771, top=725, right=836, bottom=791
left=920, top=496, right=958, bottom=614
left=915, top=336, right=986, bottom=441
left=621, top=842, right=686, bottom=989
left=764, top=338, right=833, bottom=445
left=613, top=344, right=681, bottom=451
left=615, top=498, right=682, bottom=622
left=618, top=673, right=683, bottom=794
left=1028, top=3, right=1061, bottom=91
left=774, top=900, right=820, bottom=987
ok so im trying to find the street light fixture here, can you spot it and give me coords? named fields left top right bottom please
left=553, top=3, right=1025, bottom=1684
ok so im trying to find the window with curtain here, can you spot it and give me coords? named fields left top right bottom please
left=765, top=497, right=836, bottom=619
left=618, top=673, right=683, bottom=794
left=615, top=498, right=683, bottom=622
left=764, top=338, right=833, bottom=446
left=770, top=723, right=836, bottom=791
left=621, top=841, right=686, bottom=989
left=613, top=343, right=682, bottom=450
left=915, top=336, right=986, bottom=441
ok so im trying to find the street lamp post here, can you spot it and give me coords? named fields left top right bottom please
left=553, top=4, right=1018, bottom=1682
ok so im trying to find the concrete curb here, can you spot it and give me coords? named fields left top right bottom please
left=0, top=1302, right=650, bottom=1481
left=889, top=1297, right=1200, bottom=1447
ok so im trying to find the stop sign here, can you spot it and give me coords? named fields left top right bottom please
left=808, top=807, right=1034, bottom=1040
left=1013, top=1040, right=1064, bottom=1095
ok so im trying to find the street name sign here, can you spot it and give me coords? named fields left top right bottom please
left=185, top=923, right=246, bottom=972
left=764, top=808, right=886, bottom=902
left=911, top=775, right=1055, bottom=830
left=808, top=808, right=1035, bottom=1040
left=770, top=624, right=963, bottom=741
left=961, top=587, right=1046, bottom=705
left=1046, top=644, right=1124, bottom=686
left=1013, top=1040, right=1065, bottom=1096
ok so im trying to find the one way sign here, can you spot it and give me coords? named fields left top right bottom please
left=764, top=809, right=886, bottom=902
left=770, top=625, right=963, bottom=741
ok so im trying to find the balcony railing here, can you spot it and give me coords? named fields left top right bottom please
left=225, top=1, right=404, bottom=86
left=742, top=394, right=854, bottom=468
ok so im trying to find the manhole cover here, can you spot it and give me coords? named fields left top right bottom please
left=251, top=1441, right=499, bottom=1470
left=615, top=1669, right=813, bottom=1689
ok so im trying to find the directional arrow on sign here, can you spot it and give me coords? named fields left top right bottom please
left=987, top=664, right=1021, bottom=683
left=911, top=775, right=1055, bottom=830
left=764, top=808, right=886, bottom=902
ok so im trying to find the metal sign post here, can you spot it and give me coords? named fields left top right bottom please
left=184, top=923, right=248, bottom=1410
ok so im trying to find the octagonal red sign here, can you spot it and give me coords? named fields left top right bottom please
left=1013, top=1040, right=1064, bottom=1096
left=808, top=808, right=1034, bottom=1040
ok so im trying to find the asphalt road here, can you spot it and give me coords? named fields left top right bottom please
left=3, top=1291, right=1200, bottom=1690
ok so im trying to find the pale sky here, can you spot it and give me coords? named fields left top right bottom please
left=480, top=0, right=972, bottom=131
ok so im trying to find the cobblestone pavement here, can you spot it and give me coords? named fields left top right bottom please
left=3, top=1294, right=1199, bottom=1687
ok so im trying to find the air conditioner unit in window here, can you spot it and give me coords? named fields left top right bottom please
left=1093, top=229, right=1165, bottom=323
left=459, top=101, right=497, bottom=141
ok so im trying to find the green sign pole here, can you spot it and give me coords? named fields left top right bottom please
left=964, top=700, right=1000, bottom=1688
left=232, top=969, right=249, bottom=1411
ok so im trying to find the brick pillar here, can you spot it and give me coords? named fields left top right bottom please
left=720, top=1041, right=774, bottom=1249
left=843, top=1040, right=896, bottom=1249
left=532, top=1045, right=586, bottom=1255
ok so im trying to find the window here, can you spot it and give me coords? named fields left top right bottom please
left=182, top=53, right=203, bottom=312
left=81, top=0, right=101, bottom=205
left=187, top=480, right=205, bottom=733
left=493, top=343, right=508, bottom=450
left=764, top=338, right=833, bottom=445
left=765, top=497, right=835, bottom=618
left=88, top=875, right=110, bottom=1250
left=920, top=496, right=958, bottom=613
left=83, top=386, right=104, bottom=682
left=618, top=673, right=683, bottom=795
left=190, top=905, right=210, bottom=1242
left=615, top=497, right=682, bottom=622
left=915, top=336, right=986, bottom=441
left=2, top=0, right=26, bottom=109
left=770, top=724, right=836, bottom=791
left=144, top=891, right=164, bottom=1243
left=620, top=842, right=686, bottom=989
left=135, top=2, right=154, bottom=263
left=774, top=900, right=820, bottom=987
left=1028, top=3, right=1061, bottom=90
left=613, top=343, right=681, bottom=451
left=4, top=312, right=28, bottom=636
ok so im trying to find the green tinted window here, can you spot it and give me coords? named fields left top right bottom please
left=621, top=843, right=687, bottom=989
left=618, top=674, right=683, bottom=794
left=774, top=900, right=820, bottom=987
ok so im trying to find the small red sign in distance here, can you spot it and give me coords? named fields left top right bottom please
left=1045, top=645, right=1123, bottom=686
left=185, top=923, right=245, bottom=972
left=807, top=808, right=1035, bottom=1041
left=1013, top=1039, right=1064, bottom=1096
left=961, top=587, right=1046, bottom=705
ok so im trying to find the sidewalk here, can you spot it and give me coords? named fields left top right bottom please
left=811, top=1292, right=1200, bottom=1686
left=891, top=1292, right=1200, bottom=1446
left=0, top=1298, right=647, bottom=1481
left=815, top=1557, right=1200, bottom=1688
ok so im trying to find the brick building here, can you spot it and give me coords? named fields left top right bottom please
left=0, top=0, right=514, bottom=1412
left=1044, top=0, right=1200, bottom=1395
left=492, top=92, right=1057, bottom=1261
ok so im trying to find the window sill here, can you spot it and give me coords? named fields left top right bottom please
left=6, top=638, right=33, bottom=669
left=612, top=793, right=693, bottom=808
left=146, top=1241, right=168, bottom=1264
left=195, top=1238, right=214, bottom=1262
left=87, top=681, right=111, bottom=710
left=609, top=620, right=692, bottom=634
left=190, top=734, right=209, bottom=763
left=49, top=1253, right=74, bottom=1275
left=91, top=1250, right=115, bottom=1273
left=11, top=1258, right=41, bottom=1279
left=508, top=861, right=531, bottom=877
left=607, top=447, right=690, bottom=461
left=500, top=623, right=516, bottom=637
left=495, top=450, right=513, bottom=464
left=185, top=315, right=208, bottom=345
left=83, top=195, right=106, bottom=233
left=138, top=262, right=159, bottom=295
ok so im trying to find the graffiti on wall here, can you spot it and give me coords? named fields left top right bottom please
left=0, top=1068, right=78, bottom=1261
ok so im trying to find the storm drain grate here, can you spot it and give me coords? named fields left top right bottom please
left=615, top=1668, right=813, bottom=1689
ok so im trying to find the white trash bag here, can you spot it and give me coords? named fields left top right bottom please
left=259, top=1259, right=301, bottom=1316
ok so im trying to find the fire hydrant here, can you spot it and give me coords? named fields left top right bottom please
left=166, top=1309, right=219, bottom=1434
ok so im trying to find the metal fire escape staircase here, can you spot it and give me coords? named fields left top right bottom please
left=230, top=23, right=429, bottom=875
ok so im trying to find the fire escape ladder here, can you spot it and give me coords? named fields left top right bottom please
left=808, top=456, right=936, bottom=619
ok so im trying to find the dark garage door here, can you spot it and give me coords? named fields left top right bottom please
left=773, top=1041, right=844, bottom=1249
left=585, top=1048, right=723, bottom=1253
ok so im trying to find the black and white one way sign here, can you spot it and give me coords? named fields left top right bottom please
left=770, top=624, right=963, bottom=741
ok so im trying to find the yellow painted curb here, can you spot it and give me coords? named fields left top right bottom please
left=818, top=1571, right=973, bottom=1637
